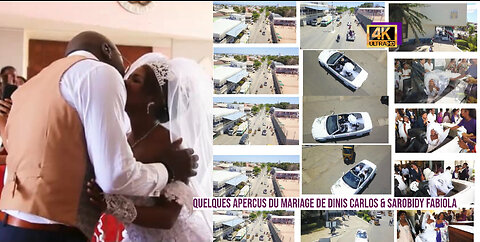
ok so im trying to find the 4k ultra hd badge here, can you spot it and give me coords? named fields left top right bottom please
left=367, top=24, right=397, bottom=47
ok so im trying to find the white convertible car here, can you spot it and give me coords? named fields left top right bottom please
left=318, top=50, right=368, bottom=90
left=355, top=229, right=369, bottom=242
left=331, top=160, right=377, bottom=195
left=312, top=112, right=372, bottom=142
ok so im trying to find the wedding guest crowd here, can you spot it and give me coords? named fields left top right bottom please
left=395, top=108, right=476, bottom=153
left=398, top=209, right=474, bottom=242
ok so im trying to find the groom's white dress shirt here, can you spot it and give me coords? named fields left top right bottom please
left=3, top=51, right=168, bottom=224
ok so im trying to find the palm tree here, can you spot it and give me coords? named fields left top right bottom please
left=389, top=4, right=431, bottom=44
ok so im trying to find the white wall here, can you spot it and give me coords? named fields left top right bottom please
left=0, top=28, right=24, bottom=77
left=172, top=39, right=213, bottom=76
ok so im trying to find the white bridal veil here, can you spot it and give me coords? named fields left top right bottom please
left=125, top=53, right=213, bottom=240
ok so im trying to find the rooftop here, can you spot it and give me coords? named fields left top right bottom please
left=213, top=170, right=244, bottom=184
left=213, top=19, right=242, bottom=36
left=214, top=66, right=244, bottom=81
left=273, top=224, right=295, bottom=242
left=213, top=108, right=239, bottom=118
left=277, top=179, right=300, bottom=197
left=276, top=73, right=299, bottom=94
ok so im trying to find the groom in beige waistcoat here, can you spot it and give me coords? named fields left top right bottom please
left=0, top=31, right=198, bottom=242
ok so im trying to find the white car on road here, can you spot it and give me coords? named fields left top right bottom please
left=355, top=229, right=368, bottom=242
left=331, top=160, right=377, bottom=195
left=312, top=112, right=372, bottom=142
left=318, top=50, right=368, bottom=90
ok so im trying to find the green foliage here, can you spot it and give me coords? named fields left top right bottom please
left=254, top=60, right=262, bottom=70
left=253, top=166, right=261, bottom=176
left=389, top=4, right=431, bottom=44
left=264, top=6, right=295, bottom=17
left=456, top=36, right=477, bottom=52
left=252, top=11, right=260, bottom=22
left=249, top=212, right=257, bottom=220
left=251, top=105, right=260, bottom=114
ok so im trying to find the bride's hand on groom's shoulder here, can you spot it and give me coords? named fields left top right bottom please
left=87, top=178, right=107, bottom=212
left=162, top=138, right=199, bottom=184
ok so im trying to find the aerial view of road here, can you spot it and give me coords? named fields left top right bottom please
left=213, top=107, right=279, bottom=145
left=249, top=62, right=275, bottom=94
left=248, top=10, right=272, bottom=43
left=249, top=167, right=274, bottom=197
left=303, top=50, right=387, bottom=96
left=247, top=216, right=272, bottom=241
left=302, top=212, right=394, bottom=242
left=249, top=108, right=278, bottom=145
left=302, top=145, right=391, bottom=195
left=303, top=96, right=388, bottom=143
left=301, top=13, right=368, bottom=49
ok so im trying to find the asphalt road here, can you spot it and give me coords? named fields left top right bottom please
left=213, top=108, right=278, bottom=145
left=302, top=145, right=391, bottom=195
left=250, top=108, right=278, bottom=145
left=301, top=212, right=394, bottom=242
left=247, top=216, right=272, bottom=242
left=303, top=50, right=387, bottom=96
left=303, top=96, right=389, bottom=144
left=249, top=168, right=275, bottom=197
left=301, top=13, right=368, bottom=49
left=249, top=62, right=275, bottom=94
left=249, top=11, right=272, bottom=44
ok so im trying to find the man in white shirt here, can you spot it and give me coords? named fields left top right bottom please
left=426, top=109, right=436, bottom=124
left=0, top=31, right=199, bottom=241
left=424, top=59, right=433, bottom=72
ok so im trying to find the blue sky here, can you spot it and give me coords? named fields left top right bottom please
left=214, top=155, right=299, bottom=163
left=329, top=2, right=385, bottom=8
left=214, top=1, right=296, bottom=7
left=215, top=47, right=298, bottom=56
left=214, top=96, right=299, bottom=104
left=467, top=3, right=477, bottom=23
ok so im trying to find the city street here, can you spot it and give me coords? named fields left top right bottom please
left=249, top=167, right=274, bottom=197
left=301, top=213, right=394, bottom=242
left=249, top=62, right=275, bottom=94
left=249, top=108, right=278, bottom=145
left=303, top=96, right=389, bottom=143
left=213, top=107, right=279, bottom=145
left=301, top=13, right=368, bottom=49
left=247, top=216, right=272, bottom=241
left=303, top=50, right=387, bottom=96
left=248, top=10, right=272, bottom=43
left=302, top=145, right=391, bottom=195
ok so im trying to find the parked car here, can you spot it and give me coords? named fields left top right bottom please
left=312, top=112, right=372, bottom=142
left=239, top=133, right=249, bottom=145
left=318, top=50, right=368, bottom=90
left=331, top=160, right=377, bottom=195
left=262, top=130, right=267, bottom=136
left=355, top=229, right=368, bottom=242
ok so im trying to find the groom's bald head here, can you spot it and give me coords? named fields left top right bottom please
left=66, top=31, right=125, bottom=75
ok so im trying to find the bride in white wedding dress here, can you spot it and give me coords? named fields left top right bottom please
left=89, top=53, right=212, bottom=242
left=415, top=212, right=436, bottom=242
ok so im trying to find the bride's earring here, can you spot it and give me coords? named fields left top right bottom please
left=147, top=102, right=155, bottom=114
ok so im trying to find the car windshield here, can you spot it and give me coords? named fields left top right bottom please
left=327, top=52, right=343, bottom=65
left=342, top=171, right=360, bottom=189
left=326, top=115, right=339, bottom=135
left=343, top=147, right=353, bottom=154
left=357, top=231, right=367, bottom=239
